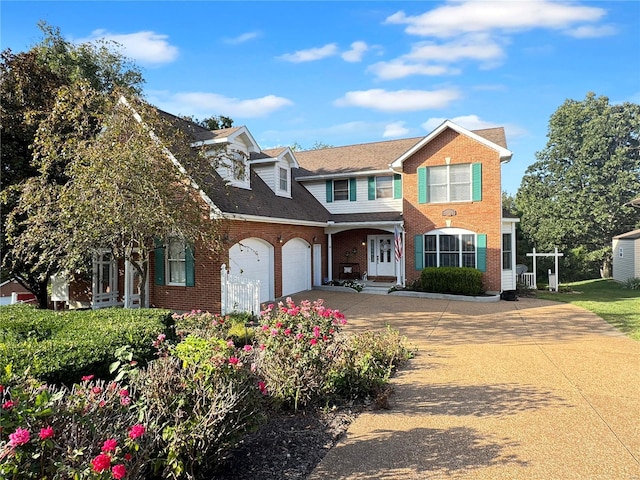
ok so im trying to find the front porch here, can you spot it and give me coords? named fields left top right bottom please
left=325, top=222, right=404, bottom=286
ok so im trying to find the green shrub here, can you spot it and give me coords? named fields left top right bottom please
left=327, top=327, right=415, bottom=400
left=0, top=304, right=172, bottom=384
left=420, top=267, right=483, bottom=295
left=623, top=277, right=640, bottom=290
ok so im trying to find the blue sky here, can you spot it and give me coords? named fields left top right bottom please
left=2, top=1, right=639, bottom=194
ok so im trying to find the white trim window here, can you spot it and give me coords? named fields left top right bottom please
left=429, top=164, right=471, bottom=202
left=279, top=166, right=288, bottom=192
left=502, top=233, right=513, bottom=270
left=424, top=232, right=476, bottom=268
left=166, top=238, right=187, bottom=285
left=375, top=176, right=393, bottom=199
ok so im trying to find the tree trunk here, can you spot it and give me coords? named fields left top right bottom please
left=600, top=258, right=612, bottom=278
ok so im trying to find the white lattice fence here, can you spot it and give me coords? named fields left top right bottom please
left=220, top=264, right=261, bottom=316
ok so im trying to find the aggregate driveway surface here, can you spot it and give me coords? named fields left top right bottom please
left=290, top=291, right=640, bottom=480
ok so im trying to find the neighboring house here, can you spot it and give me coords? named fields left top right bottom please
left=64, top=115, right=517, bottom=312
left=612, top=229, right=640, bottom=283
left=0, top=277, right=37, bottom=306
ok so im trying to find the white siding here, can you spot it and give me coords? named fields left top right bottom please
left=302, top=178, right=402, bottom=214
left=254, top=164, right=275, bottom=191
left=613, top=238, right=639, bottom=282
left=501, top=221, right=517, bottom=291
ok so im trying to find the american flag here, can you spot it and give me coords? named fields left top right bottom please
left=394, top=226, right=402, bottom=262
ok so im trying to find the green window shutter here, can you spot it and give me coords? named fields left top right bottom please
left=417, top=167, right=428, bottom=204
left=185, top=244, right=195, bottom=287
left=349, top=178, right=357, bottom=201
left=476, top=234, right=487, bottom=272
left=368, top=177, right=375, bottom=200
left=414, top=234, right=424, bottom=270
left=325, top=180, right=333, bottom=203
left=154, top=238, right=165, bottom=285
left=472, top=163, right=482, bottom=201
left=393, top=174, right=402, bottom=199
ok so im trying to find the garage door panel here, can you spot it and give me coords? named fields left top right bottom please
left=229, top=238, right=273, bottom=302
left=282, top=238, right=311, bottom=296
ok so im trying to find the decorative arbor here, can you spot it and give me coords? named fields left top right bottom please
left=525, top=248, right=564, bottom=292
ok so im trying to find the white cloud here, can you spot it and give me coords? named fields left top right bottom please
left=405, top=34, right=506, bottom=66
left=368, top=60, right=459, bottom=80
left=383, top=121, right=410, bottom=138
left=342, top=41, right=369, bottom=62
left=335, top=88, right=461, bottom=112
left=422, top=115, right=527, bottom=139
left=149, top=91, right=293, bottom=118
left=80, top=29, right=179, bottom=65
left=565, top=24, right=617, bottom=38
left=277, top=43, right=339, bottom=63
left=385, top=1, right=608, bottom=38
left=224, top=31, right=260, bottom=45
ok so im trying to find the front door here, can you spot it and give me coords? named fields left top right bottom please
left=367, top=235, right=395, bottom=277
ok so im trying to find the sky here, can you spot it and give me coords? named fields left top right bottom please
left=2, top=1, right=639, bottom=195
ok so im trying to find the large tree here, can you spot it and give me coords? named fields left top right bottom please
left=1, top=23, right=144, bottom=305
left=516, top=93, right=640, bottom=278
left=6, top=81, right=226, bottom=308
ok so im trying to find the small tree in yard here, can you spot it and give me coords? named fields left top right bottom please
left=6, top=81, right=225, bottom=308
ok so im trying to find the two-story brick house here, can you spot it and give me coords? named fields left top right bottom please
left=64, top=114, right=518, bottom=312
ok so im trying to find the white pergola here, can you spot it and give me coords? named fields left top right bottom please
left=526, top=247, right=564, bottom=292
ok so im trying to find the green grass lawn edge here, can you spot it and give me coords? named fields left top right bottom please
left=534, top=279, right=640, bottom=341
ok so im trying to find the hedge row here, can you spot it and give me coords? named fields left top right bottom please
left=0, top=304, right=172, bottom=384
left=420, top=266, right=484, bottom=295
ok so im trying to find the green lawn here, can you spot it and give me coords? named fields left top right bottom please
left=534, top=279, right=640, bottom=340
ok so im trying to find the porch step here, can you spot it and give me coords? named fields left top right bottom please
left=361, top=282, right=395, bottom=295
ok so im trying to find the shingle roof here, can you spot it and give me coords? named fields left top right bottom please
left=294, top=127, right=508, bottom=175
left=614, top=229, right=640, bottom=240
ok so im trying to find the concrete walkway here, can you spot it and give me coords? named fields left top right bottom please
left=290, top=291, right=640, bottom=480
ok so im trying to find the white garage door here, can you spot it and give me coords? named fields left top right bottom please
left=229, top=238, right=273, bottom=303
left=282, top=238, right=311, bottom=297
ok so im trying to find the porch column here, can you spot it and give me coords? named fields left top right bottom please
left=328, top=232, right=333, bottom=280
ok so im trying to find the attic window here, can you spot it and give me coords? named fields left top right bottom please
left=279, top=167, right=288, bottom=191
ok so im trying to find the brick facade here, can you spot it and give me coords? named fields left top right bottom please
left=150, top=219, right=327, bottom=312
left=402, top=129, right=503, bottom=292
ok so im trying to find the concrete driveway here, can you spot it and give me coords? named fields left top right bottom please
left=288, top=291, right=640, bottom=480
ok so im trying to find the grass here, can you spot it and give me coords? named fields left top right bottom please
left=534, top=279, right=640, bottom=340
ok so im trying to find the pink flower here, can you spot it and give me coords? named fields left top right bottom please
left=243, top=344, right=253, bottom=352
left=81, top=375, right=95, bottom=382
left=120, top=396, right=131, bottom=406
left=313, top=326, right=321, bottom=338
left=284, top=328, right=291, bottom=336
left=309, top=338, right=318, bottom=346
left=112, top=464, right=127, bottom=479
left=128, top=424, right=145, bottom=439
left=92, top=386, right=103, bottom=394
left=228, top=356, right=240, bottom=366
left=270, top=328, right=279, bottom=336
left=295, top=333, right=304, bottom=340
left=157, top=333, right=166, bottom=342
left=102, top=438, right=118, bottom=453
left=2, top=400, right=15, bottom=410
left=91, top=453, right=111, bottom=472
left=39, top=426, right=54, bottom=440
left=258, top=381, right=267, bottom=395
left=9, top=428, right=30, bottom=447
left=119, top=389, right=129, bottom=397
left=227, top=340, right=235, bottom=347
left=0, top=385, right=4, bottom=393
left=99, top=400, right=106, bottom=408
left=259, top=344, right=266, bottom=351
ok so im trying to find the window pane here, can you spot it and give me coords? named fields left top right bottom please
left=279, top=167, right=288, bottom=191
left=461, top=235, right=475, bottom=251
left=462, top=253, right=476, bottom=268
left=502, top=233, right=512, bottom=270
left=376, top=176, right=393, bottom=198
left=439, top=235, right=459, bottom=252
left=425, top=235, right=436, bottom=252
left=449, top=164, right=470, bottom=182
left=169, top=261, right=186, bottom=284
left=429, top=166, right=448, bottom=184
left=450, top=183, right=470, bottom=201
left=440, top=253, right=459, bottom=267
left=333, top=179, right=349, bottom=201
left=425, top=253, right=437, bottom=267
left=450, top=165, right=470, bottom=201
left=168, top=239, right=185, bottom=260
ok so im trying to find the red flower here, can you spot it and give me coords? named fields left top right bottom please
left=124, top=453, right=132, bottom=461
left=91, top=453, right=111, bottom=472
left=102, top=438, right=118, bottom=452
left=9, top=427, right=30, bottom=447
left=111, top=464, right=127, bottom=479
left=228, top=356, right=240, bottom=366
left=2, top=400, right=15, bottom=410
left=81, top=375, right=95, bottom=382
left=258, top=381, right=267, bottom=395
left=118, top=389, right=129, bottom=397
left=309, top=338, right=318, bottom=345
left=128, top=424, right=145, bottom=439
left=0, top=385, right=4, bottom=393
left=39, top=426, right=54, bottom=440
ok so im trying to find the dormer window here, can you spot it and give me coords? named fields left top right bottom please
left=279, top=167, right=288, bottom=192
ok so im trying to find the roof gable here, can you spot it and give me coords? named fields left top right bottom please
left=390, top=120, right=512, bottom=169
